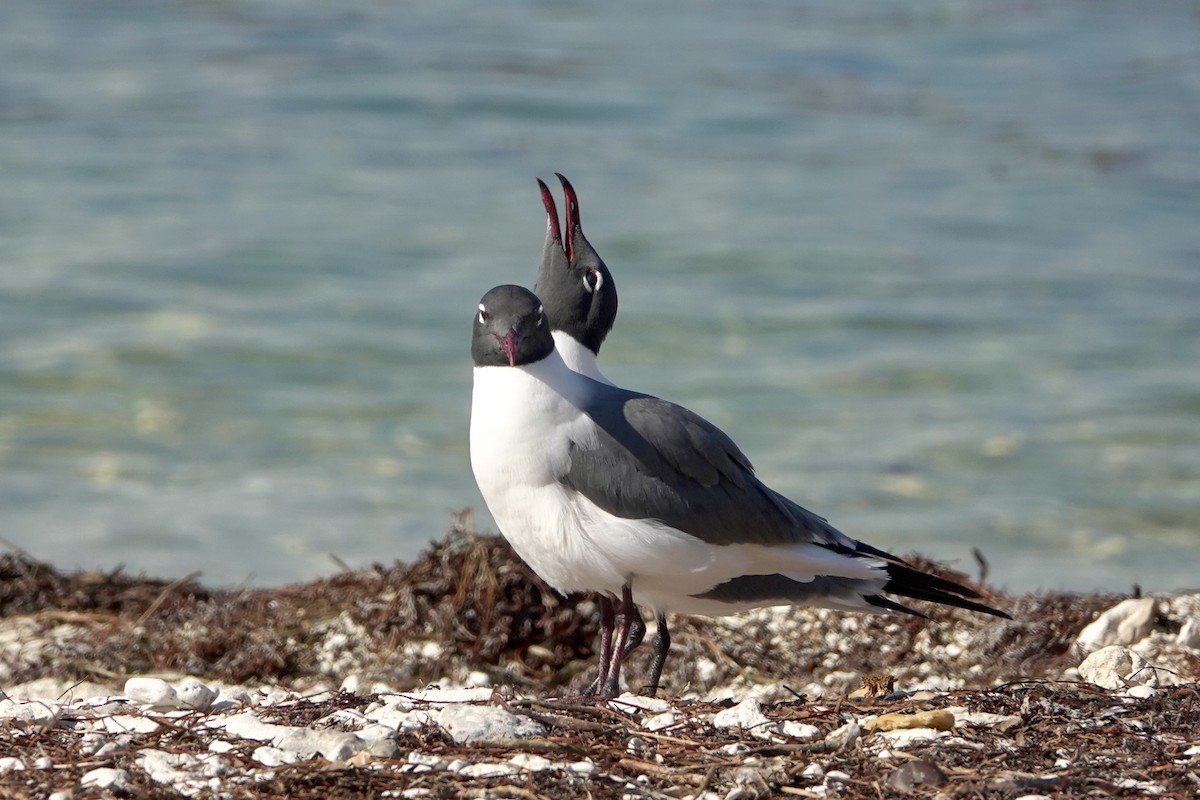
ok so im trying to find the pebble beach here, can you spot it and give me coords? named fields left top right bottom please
left=3, top=526, right=1199, bottom=798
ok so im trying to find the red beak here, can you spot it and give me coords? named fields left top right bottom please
left=556, top=173, right=580, bottom=264
left=496, top=329, right=519, bottom=366
left=537, top=178, right=563, bottom=248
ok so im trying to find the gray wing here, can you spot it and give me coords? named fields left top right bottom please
left=562, top=387, right=871, bottom=551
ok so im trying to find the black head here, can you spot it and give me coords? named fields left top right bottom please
left=532, top=174, right=618, bottom=356
left=471, top=285, right=555, bottom=368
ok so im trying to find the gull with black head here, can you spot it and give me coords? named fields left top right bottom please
left=530, top=174, right=648, bottom=695
left=469, top=284, right=1011, bottom=698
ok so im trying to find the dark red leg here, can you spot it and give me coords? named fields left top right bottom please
left=584, top=595, right=615, bottom=697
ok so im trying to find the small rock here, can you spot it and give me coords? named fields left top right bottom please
left=823, top=721, right=862, bottom=751
left=781, top=721, right=820, bottom=739
left=405, top=751, right=447, bottom=772
left=175, top=679, right=218, bottom=712
left=569, top=761, right=596, bottom=775
left=49, top=793, right=72, bottom=800
left=252, top=746, right=298, bottom=767
left=437, top=704, right=545, bottom=745
left=0, top=757, right=26, bottom=773
left=457, top=761, right=519, bottom=778
left=1078, top=645, right=1171, bottom=690
left=1075, top=598, right=1157, bottom=654
left=886, top=759, right=947, bottom=793
left=219, top=711, right=297, bottom=743
left=81, top=767, right=132, bottom=791
left=367, top=737, right=401, bottom=759
left=949, top=710, right=1021, bottom=731
left=124, top=677, right=179, bottom=709
left=643, top=710, right=681, bottom=731
left=0, top=699, right=61, bottom=730
left=873, top=727, right=950, bottom=747
left=802, top=762, right=824, bottom=779
left=712, top=698, right=777, bottom=739
left=610, top=693, right=672, bottom=715
left=394, top=687, right=492, bottom=705
left=1177, top=618, right=1200, bottom=650
left=138, top=748, right=230, bottom=790
left=508, top=753, right=555, bottom=772
left=276, top=728, right=369, bottom=761
left=1127, top=684, right=1158, bottom=699
left=98, top=714, right=161, bottom=734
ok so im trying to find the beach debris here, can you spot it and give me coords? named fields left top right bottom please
left=1074, top=597, right=1157, bottom=654
left=1077, top=645, right=1177, bottom=690
left=864, top=709, right=955, bottom=733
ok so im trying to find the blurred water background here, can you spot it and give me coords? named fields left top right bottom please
left=2, top=1, right=1198, bottom=592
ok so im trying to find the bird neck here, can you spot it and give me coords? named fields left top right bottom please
left=552, top=331, right=611, bottom=385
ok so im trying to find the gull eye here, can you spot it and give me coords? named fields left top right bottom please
left=477, top=303, right=488, bottom=324
left=536, top=305, right=544, bottom=326
left=583, top=269, right=603, bottom=293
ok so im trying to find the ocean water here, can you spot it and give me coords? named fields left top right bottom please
left=1, top=1, right=1197, bottom=593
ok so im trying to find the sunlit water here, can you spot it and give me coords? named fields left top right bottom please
left=2, top=1, right=1198, bottom=592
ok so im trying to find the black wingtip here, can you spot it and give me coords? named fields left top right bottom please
left=882, top=561, right=1012, bottom=619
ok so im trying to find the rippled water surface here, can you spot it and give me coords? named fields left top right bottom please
left=2, top=1, right=1198, bottom=591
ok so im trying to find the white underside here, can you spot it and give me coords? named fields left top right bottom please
left=470, top=347, right=886, bottom=617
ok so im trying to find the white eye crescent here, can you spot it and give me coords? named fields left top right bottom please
left=477, top=303, right=488, bottom=324
left=583, top=269, right=603, bottom=293
left=536, top=305, right=544, bottom=326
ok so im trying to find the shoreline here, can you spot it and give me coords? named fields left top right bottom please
left=2, top=526, right=1199, bottom=797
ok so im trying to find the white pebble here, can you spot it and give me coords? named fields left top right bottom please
left=81, top=767, right=132, bottom=791
left=0, top=698, right=61, bottom=729
left=1078, top=645, right=1174, bottom=690
left=507, top=753, right=555, bottom=772
left=253, top=746, right=298, bottom=767
left=99, top=714, right=161, bottom=734
left=609, top=693, right=673, bottom=715
left=218, top=711, right=296, bottom=742
left=643, top=711, right=682, bottom=731
left=394, top=687, right=492, bottom=705
left=0, top=758, right=26, bottom=773
left=124, top=677, right=179, bottom=709
left=457, top=762, right=518, bottom=778
left=782, top=721, right=820, bottom=739
left=437, top=704, right=545, bottom=745
left=175, top=679, right=218, bottom=712
left=276, top=728, right=369, bottom=761
left=1075, top=598, right=1157, bottom=654
left=1177, top=618, right=1200, bottom=650
left=712, top=698, right=778, bottom=739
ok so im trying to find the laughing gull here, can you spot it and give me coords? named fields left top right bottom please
left=531, top=174, right=645, bottom=694
left=469, top=284, right=1010, bottom=697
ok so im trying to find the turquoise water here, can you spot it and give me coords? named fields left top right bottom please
left=1, top=2, right=1197, bottom=592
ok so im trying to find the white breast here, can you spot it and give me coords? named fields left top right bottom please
left=470, top=353, right=627, bottom=595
